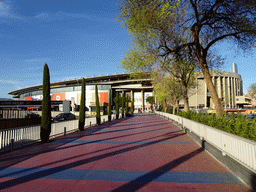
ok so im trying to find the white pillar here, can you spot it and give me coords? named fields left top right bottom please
left=231, top=77, right=234, bottom=108
left=228, top=77, right=231, bottom=108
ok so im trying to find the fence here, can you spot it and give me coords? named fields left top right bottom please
left=0, top=114, right=118, bottom=153
left=156, top=111, right=256, bottom=173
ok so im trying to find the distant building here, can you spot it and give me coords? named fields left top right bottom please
left=232, top=62, right=238, bottom=74
left=8, top=64, right=244, bottom=111
left=179, top=64, right=243, bottom=109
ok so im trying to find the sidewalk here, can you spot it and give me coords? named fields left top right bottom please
left=0, top=115, right=250, bottom=191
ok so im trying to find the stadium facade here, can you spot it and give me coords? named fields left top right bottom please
left=8, top=64, right=245, bottom=113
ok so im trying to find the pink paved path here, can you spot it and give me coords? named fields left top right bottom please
left=0, top=114, right=250, bottom=191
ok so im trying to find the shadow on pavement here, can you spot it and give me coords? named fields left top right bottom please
left=0, top=131, right=185, bottom=190
left=112, top=147, right=204, bottom=192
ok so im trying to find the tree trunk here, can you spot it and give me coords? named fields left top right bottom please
left=200, top=59, right=224, bottom=116
left=173, top=105, right=176, bottom=114
left=164, top=98, right=167, bottom=113
left=183, top=88, right=189, bottom=112
left=176, top=99, right=179, bottom=114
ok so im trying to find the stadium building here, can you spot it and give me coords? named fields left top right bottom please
left=8, top=63, right=246, bottom=113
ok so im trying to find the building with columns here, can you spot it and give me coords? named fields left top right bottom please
left=179, top=70, right=243, bottom=109
left=8, top=66, right=244, bottom=112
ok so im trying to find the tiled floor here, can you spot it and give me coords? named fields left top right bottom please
left=0, top=115, right=250, bottom=191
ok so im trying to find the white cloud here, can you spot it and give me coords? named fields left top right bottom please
left=0, top=1, right=25, bottom=20
left=0, top=79, right=20, bottom=85
left=0, top=1, right=11, bottom=16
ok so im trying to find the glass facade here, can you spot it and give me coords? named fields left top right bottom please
left=86, top=85, right=110, bottom=90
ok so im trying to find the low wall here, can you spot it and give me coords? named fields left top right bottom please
left=0, top=113, right=123, bottom=154
left=0, top=118, right=41, bottom=130
left=156, top=111, right=256, bottom=191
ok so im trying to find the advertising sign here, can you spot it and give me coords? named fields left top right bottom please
left=134, top=92, right=142, bottom=108
left=25, top=93, right=65, bottom=101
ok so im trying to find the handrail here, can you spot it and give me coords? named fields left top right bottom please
left=155, top=111, right=256, bottom=173
left=0, top=114, right=119, bottom=153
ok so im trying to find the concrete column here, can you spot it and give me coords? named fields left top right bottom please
left=218, top=76, right=222, bottom=98
left=228, top=77, right=231, bottom=108
left=231, top=77, right=234, bottom=108
left=222, top=77, right=226, bottom=108
left=234, top=78, right=237, bottom=108
left=130, top=90, right=134, bottom=101
left=141, top=90, right=144, bottom=112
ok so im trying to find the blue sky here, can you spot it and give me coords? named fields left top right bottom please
left=0, top=0, right=255, bottom=99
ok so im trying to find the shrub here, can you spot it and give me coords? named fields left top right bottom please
left=175, top=110, right=256, bottom=141
left=108, top=88, right=111, bottom=122
left=78, top=78, right=85, bottom=131
left=40, top=64, right=51, bottom=143
left=95, top=85, right=101, bottom=125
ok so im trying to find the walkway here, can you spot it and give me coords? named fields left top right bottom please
left=0, top=115, right=250, bottom=191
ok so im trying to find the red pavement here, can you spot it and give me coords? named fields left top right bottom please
left=0, top=114, right=250, bottom=192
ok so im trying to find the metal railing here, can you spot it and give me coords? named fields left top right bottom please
left=0, top=114, right=119, bottom=153
left=156, top=111, right=256, bottom=173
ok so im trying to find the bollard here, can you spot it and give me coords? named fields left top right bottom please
left=10, top=139, right=14, bottom=152
left=64, top=127, right=66, bottom=136
left=90, top=121, right=91, bottom=127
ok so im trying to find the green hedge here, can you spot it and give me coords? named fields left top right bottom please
left=175, top=110, right=256, bottom=141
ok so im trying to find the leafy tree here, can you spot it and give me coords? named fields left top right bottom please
left=79, top=78, right=85, bottom=131
left=152, top=70, right=183, bottom=113
left=248, top=83, right=256, bottom=97
left=108, top=88, right=112, bottom=122
left=118, top=0, right=256, bottom=116
left=125, top=95, right=130, bottom=115
left=95, top=84, right=101, bottom=125
left=121, top=92, right=125, bottom=118
left=41, top=63, right=51, bottom=143
left=114, top=92, right=120, bottom=119
left=146, top=96, right=155, bottom=111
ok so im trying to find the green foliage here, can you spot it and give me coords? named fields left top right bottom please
left=118, top=0, right=256, bottom=116
left=166, top=107, right=173, bottom=114
left=79, top=78, right=85, bottom=131
left=108, top=88, right=112, bottom=122
left=114, top=92, right=119, bottom=119
left=158, top=105, right=164, bottom=111
left=95, top=85, right=101, bottom=125
left=146, top=96, right=155, bottom=105
left=175, top=110, right=256, bottom=141
left=41, top=63, right=51, bottom=143
left=121, top=92, right=125, bottom=118
left=248, top=83, right=256, bottom=98
left=125, top=95, right=129, bottom=115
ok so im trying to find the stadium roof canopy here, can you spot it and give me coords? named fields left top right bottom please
left=8, top=73, right=153, bottom=98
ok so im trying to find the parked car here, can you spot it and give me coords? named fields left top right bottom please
left=25, top=113, right=41, bottom=119
left=246, top=114, right=256, bottom=121
left=51, top=113, right=76, bottom=122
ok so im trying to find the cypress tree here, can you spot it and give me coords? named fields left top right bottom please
left=40, top=63, right=51, bottom=143
left=121, top=92, right=125, bottom=118
left=125, top=95, right=129, bottom=116
left=114, top=92, right=119, bottom=119
left=79, top=78, right=85, bottom=131
left=108, top=88, right=112, bottom=122
left=95, top=84, right=101, bottom=125
left=131, top=96, right=134, bottom=115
